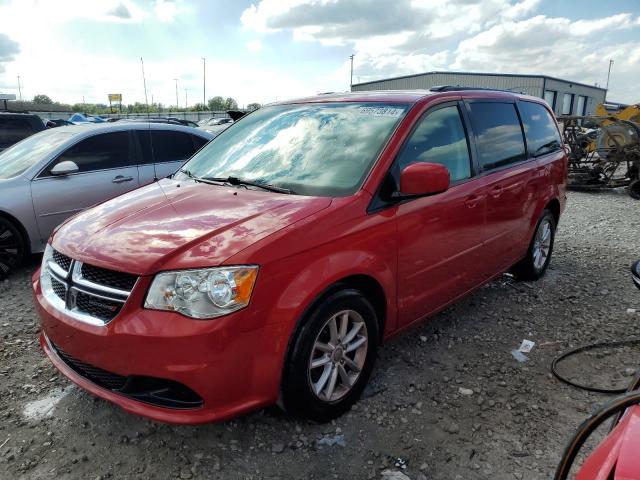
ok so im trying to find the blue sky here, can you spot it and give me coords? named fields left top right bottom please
left=0, top=0, right=639, bottom=106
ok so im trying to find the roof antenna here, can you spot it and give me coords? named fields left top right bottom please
left=141, top=57, right=158, bottom=182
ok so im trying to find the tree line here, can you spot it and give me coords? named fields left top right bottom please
left=29, top=94, right=261, bottom=114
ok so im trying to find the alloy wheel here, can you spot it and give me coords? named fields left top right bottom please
left=308, top=309, right=368, bottom=402
left=0, top=222, right=20, bottom=276
left=533, top=218, right=552, bottom=271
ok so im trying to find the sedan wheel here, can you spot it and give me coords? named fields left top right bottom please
left=0, top=219, right=24, bottom=277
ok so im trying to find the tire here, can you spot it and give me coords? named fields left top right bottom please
left=0, top=217, right=25, bottom=278
left=282, top=289, right=379, bottom=422
left=628, top=179, right=640, bottom=200
left=512, top=209, right=556, bottom=281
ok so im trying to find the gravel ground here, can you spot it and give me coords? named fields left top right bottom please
left=1, top=190, right=639, bottom=480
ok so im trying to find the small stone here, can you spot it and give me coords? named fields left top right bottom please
left=419, top=336, right=427, bottom=343
left=458, top=387, right=474, bottom=396
left=444, top=422, right=460, bottom=434
left=271, top=443, right=285, bottom=454
left=623, top=368, right=637, bottom=377
left=627, top=308, right=637, bottom=314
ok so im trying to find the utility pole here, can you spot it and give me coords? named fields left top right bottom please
left=17, top=75, right=22, bottom=101
left=349, top=54, right=354, bottom=89
left=174, top=78, right=179, bottom=109
left=185, top=89, right=188, bottom=109
left=141, top=58, right=150, bottom=115
left=202, top=57, right=206, bottom=107
left=605, top=59, right=614, bottom=100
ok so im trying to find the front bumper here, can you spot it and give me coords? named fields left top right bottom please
left=33, top=271, right=282, bottom=424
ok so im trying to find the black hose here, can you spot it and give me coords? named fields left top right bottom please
left=551, top=339, right=640, bottom=394
left=554, top=391, right=640, bottom=480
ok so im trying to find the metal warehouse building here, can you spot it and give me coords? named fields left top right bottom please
left=351, top=71, right=607, bottom=116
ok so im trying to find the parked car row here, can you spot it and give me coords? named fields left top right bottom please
left=31, top=88, right=568, bottom=424
left=0, top=122, right=213, bottom=275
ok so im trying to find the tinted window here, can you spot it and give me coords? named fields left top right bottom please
left=150, top=130, right=196, bottom=163
left=468, top=102, right=526, bottom=171
left=0, top=118, right=36, bottom=146
left=51, top=131, right=131, bottom=174
left=191, top=135, right=208, bottom=151
left=397, top=105, right=471, bottom=182
left=519, top=101, right=562, bottom=157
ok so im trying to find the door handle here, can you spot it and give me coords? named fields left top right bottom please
left=490, top=185, right=504, bottom=197
left=112, top=175, right=133, bottom=184
left=464, top=194, right=482, bottom=208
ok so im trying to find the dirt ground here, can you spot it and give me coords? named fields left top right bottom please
left=1, top=190, right=639, bottom=480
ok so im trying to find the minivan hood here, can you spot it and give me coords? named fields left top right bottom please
left=52, top=178, right=332, bottom=275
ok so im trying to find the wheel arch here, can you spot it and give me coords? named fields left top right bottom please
left=545, top=198, right=561, bottom=226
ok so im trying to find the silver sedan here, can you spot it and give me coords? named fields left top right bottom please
left=0, top=122, right=213, bottom=276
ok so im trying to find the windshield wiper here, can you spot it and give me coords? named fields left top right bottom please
left=201, top=176, right=295, bottom=194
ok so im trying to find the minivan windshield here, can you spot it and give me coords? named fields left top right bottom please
left=0, top=130, right=74, bottom=179
left=178, top=102, right=409, bottom=196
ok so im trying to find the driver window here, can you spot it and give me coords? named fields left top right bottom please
left=397, top=105, right=472, bottom=182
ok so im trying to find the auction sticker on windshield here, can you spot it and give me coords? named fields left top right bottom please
left=358, top=106, right=405, bottom=117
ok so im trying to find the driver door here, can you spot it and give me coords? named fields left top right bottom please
left=30, top=130, right=140, bottom=242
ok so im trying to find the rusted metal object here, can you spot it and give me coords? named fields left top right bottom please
left=559, top=115, right=640, bottom=199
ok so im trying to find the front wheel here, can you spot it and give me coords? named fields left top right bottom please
left=512, top=209, right=556, bottom=281
left=0, top=217, right=25, bottom=279
left=281, top=289, right=378, bottom=422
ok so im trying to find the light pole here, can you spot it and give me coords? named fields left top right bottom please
left=202, top=57, right=206, bottom=107
left=185, top=89, right=188, bottom=109
left=17, top=75, right=22, bottom=101
left=174, top=78, right=179, bottom=110
left=349, top=54, right=354, bottom=89
left=605, top=59, right=614, bottom=101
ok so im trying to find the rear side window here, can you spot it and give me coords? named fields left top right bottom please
left=396, top=105, right=471, bottom=182
left=519, top=101, right=562, bottom=157
left=50, top=131, right=131, bottom=174
left=0, top=118, right=36, bottom=146
left=150, top=130, right=196, bottom=163
left=468, top=102, right=526, bottom=171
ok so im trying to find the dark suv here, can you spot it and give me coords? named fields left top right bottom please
left=0, top=112, right=46, bottom=152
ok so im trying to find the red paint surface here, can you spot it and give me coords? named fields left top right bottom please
left=34, top=90, right=568, bottom=423
left=576, top=407, right=640, bottom=480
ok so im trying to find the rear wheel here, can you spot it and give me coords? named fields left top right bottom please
left=282, top=289, right=378, bottom=422
left=512, top=209, right=556, bottom=281
left=0, top=217, right=25, bottom=278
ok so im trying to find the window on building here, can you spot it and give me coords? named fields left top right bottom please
left=518, top=101, right=562, bottom=157
left=468, top=102, right=526, bottom=171
left=396, top=105, right=472, bottom=182
left=576, top=95, right=587, bottom=116
left=543, top=90, right=557, bottom=110
left=561, top=93, right=574, bottom=115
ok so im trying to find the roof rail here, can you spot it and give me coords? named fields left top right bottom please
left=429, top=85, right=515, bottom=93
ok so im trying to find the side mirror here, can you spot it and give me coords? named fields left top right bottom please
left=399, top=162, right=450, bottom=197
left=632, top=260, right=640, bottom=291
left=50, top=160, right=79, bottom=176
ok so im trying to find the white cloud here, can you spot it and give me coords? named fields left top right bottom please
left=242, top=0, right=640, bottom=103
left=246, top=39, right=263, bottom=52
left=154, top=0, right=181, bottom=23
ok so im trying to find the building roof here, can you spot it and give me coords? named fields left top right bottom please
left=352, top=70, right=607, bottom=92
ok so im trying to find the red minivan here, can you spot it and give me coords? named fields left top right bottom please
left=33, top=88, right=567, bottom=424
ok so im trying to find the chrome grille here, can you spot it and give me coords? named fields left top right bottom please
left=41, top=246, right=137, bottom=326
left=50, top=276, right=66, bottom=300
left=52, top=250, right=72, bottom=272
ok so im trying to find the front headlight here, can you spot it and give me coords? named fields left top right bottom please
left=144, top=266, right=259, bottom=319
